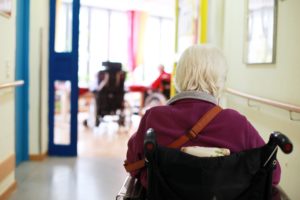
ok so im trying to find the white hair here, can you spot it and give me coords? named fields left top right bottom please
left=175, top=44, right=228, bottom=97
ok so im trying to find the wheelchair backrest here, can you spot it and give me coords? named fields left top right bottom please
left=144, top=129, right=292, bottom=200
left=97, top=61, right=126, bottom=93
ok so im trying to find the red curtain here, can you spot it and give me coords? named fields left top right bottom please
left=127, top=10, right=148, bottom=71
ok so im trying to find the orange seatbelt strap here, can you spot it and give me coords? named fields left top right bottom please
left=124, top=105, right=222, bottom=173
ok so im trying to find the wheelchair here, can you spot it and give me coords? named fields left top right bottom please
left=83, top=61, right=127, bottom=127
left=142, top=78, right=171, bottom=112
left=117, top=129, right=293, bottom=200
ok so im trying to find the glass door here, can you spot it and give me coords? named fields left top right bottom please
left=49, top=0, right=80, bottom=156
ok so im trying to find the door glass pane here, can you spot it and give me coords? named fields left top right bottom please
left=54, top=80, right=71, bottom=145
left=55, top=0, right=73, bottom=52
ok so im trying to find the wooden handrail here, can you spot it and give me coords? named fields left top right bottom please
left=225, top=88, right=300, bottom=113
left=0, top=80, right=24, bottom=90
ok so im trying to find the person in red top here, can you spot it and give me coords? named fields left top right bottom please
left=150, top=65, right=171, bottom=89
left=150, top=64, right=171, bottom=98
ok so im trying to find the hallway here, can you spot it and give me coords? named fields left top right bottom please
left=1, top=0, right=300, bottom=199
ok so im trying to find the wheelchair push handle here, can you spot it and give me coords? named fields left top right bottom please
left=268, top=131, right=293, bottom=154
left=144, top=128, right=157, bottom=153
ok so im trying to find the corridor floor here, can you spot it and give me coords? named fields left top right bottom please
left=10, top=156, right=127, bottom=200
left=9, top=113, right=141, bottom=200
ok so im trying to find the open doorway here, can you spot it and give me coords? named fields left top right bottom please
left=51, top=0, right=175, bottom=158
left=76, top=0, right=175, bottom=159
left=76, top=5, right=133, bottom=159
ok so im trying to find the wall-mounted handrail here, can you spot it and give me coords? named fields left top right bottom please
left=225, top=88, right=300, bottom=114
left=0, top=80, right=24, bottom=90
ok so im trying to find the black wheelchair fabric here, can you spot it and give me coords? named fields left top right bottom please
left=95, top=70, right=125, bottom=117
left=148, top=145, right=275, bottom=200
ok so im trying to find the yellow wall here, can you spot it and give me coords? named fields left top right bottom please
left=0, top=0, right=16, bottom=195
left=223, top=0, right=300, bottom=198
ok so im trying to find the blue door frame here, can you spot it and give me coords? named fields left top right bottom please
left=15, top=0, right=30, bottom=165
left=48, top=0, right=80, bottom=156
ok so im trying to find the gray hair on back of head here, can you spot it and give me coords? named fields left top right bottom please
left=175, top=44, right=228, bottom=97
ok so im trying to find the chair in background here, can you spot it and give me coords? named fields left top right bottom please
left=84, top=61, right=127, bottom=127
left=95, top=61, right=127, bottom=126
left=142, top=78, right=171, bottom=113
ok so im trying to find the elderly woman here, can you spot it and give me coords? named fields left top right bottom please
left=124, top=44, right=281, bottom=188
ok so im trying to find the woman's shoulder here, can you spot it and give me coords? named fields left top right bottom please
left=144, top=104, right=171, bottom=116
left=220, top=108, right=247, bottom=119
left=218, top=108, right=249, bottom=127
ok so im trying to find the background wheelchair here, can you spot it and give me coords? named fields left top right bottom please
left=127, top=78, right=171, bottom=116
left=117, top=129, right=293, bottom=200
left=137, top=77, right=171, bottom=116
left=83, top=61, right=127, bottom=127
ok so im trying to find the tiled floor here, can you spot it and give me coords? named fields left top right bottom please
left=10, top=112, right=141, bottom=200
left=10, top=156, right=127, bottom=200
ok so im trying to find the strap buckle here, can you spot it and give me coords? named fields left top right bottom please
left=187, top=130, right=197, bottom=139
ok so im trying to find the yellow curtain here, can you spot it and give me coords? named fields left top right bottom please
left=171, top=0, right=208, bottom=97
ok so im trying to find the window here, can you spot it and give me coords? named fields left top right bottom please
left=109, top=11, right=129, bottom=64
left=78, top=7, right=128, bottom=87
left=89, top=9, right=109, bottom=82
left=143, top=16, right=174, bottom=84
left=78, top=6, right=174, bottom=87
left=55, top=0, right=73, bottom=52
left=143, top=16, right=161, bottom=83
left=78, top=7, right=89, bottom=86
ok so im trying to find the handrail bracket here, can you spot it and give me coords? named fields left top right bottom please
left=289, top=111, right=300, bottom=121
left=247, top=99, right=260, bottom=110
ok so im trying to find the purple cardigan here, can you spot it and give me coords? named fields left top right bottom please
left=126, top=91, right=281, bottom=187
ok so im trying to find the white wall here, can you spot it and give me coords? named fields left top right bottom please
left=0, top=0, right=16, bottom=194
left=29, top=0, right=49, bottom=155
left=222, top=0, right=300, bottom=198
left=207, top=0, right=224, bottom=48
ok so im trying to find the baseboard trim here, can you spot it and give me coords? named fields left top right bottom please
left=0, top=155, right=15, bottom=183
left=0, top=181, right=17, bottom=200
left=29, top=151, right=48, bottom=161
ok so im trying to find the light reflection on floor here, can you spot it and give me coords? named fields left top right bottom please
left=77, top=111, right=141, bottom=159
left=10, top=111, right=142, bottom=200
